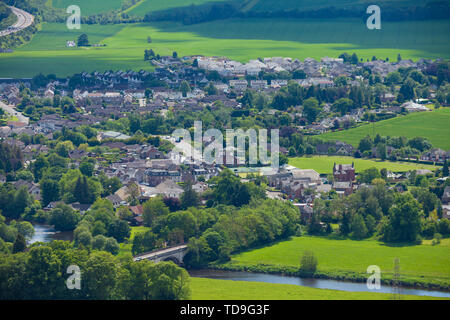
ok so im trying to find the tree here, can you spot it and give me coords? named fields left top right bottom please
left=299, top=250, right=318, bottom=276
left=13, top=233, right=26, bottom=253
left=142, top=197, right=169, bottom=227
left=77, top=34, right=89, bottom=47
left=443, top=160, right=449, bottom=177
left=350, top=53, right=359, bottom=64
left=180, top=183, right=199, bottom=209
left=358, top=167, right=381, bottom=184
left=41, top=179, right=60, bottom=207
left=49, top=204, right=81, bottom=231
left=82, top=251, right=118, bottom=299
left=302, top=97, right=320, bottom=123
left=132, top=230, right=158, bottom=255
left=380, top=193, right=422, bottom=243
left=180, top=81, right=191, bottom=98
left=332, top=98, right=353, bottom=115
left=107, top=219, right=131, bottom=242
left=351, top=214, right=368, bottom=239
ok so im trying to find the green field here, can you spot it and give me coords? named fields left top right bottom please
left=190, top=277, right=446, bottom=300
left=319, top=108, right=450, bottom=150
left=52, top=0, right=124, bottom=15
left=127, top=0, right=225, bottom=17
left=1, top=16, right=449, bottom=77
left=222, top=236, right=450, bottom=288
left=289, top=156, right=437, bottom=174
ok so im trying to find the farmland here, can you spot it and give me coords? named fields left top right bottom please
left=289, top=156, right=437, bottom=174
left=220, top=236, right=450, bottom=288
left=319, top=108, right=450, bottom=150
left=126, top=0, right=225, bottom=17
left=0, top=16, right=449, bottom=77
left=189, top=277, right=446, bottom=300
left=51, top=0, right=124, bottom=15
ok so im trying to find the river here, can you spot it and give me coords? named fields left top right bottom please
left=29, top=224, right=73, bottom=244
left=28, top=225, right=449, bottom=298
left=189, top=269, right=450, bottom=298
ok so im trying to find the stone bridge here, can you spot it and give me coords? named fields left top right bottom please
left=133, top=245, right=188, bottom=265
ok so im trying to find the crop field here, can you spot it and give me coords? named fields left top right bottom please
left=289, top=156, right=437, bottom=174
left=224, top=236, right=450, bottom=287
left=51, top=0, right=124, bottom=15
left=189, top=277, right=445, bottom=300
left=0, top=16, right=449, bottom=77
left=319, top=108, right=450, bottom=150
left=126, top=0, right=225, bottom=17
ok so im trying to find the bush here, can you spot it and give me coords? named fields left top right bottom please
left=299, top=250, right=318, bottom=276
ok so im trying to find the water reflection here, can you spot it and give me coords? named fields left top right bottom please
left=29, top=224, right=73, bottom=244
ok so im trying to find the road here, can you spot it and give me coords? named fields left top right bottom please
left=0, top=100, right=29, bottom=124
left=0, top=6, right=34, bottom=37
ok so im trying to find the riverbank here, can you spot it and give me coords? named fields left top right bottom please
left=190, top=278, right=448, bottom=300
left=210, top=236, right=450, bottom=291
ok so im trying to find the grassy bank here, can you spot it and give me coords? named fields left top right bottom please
left=215, top=236, right=450, bottom=290
left=288, top=156, right=437, bottom=174
left=190, top=278, right=447, bottom=300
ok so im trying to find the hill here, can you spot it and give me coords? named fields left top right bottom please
left=0, top=16, right=449, bottom=77
left=127, top=0, right=226, bottom=17
left=319, top=108, right=450, bottom=150
left=51, top=0, right=124, bottom=15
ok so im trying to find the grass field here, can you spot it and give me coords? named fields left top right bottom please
left=127, top=0, right=225, bottom=17
left=223, top=236, right=450, bottom=288
left=289, top=156, right=437, bottom=174
left=0, top=16, right=449, bottom=77
left=319, top=108, right=450, bottom=150
left=190, top=277, right=446, bottom=300
left=51, top=0, right=124, bottom=15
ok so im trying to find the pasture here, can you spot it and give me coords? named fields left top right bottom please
left=51, top=0, right=124, bottom=15
left=127, top=0, right=225, bottom=17
left=319, top=108, right=450, bottom=150
left=288, top=156, right=437, bottom=174
left=225, top=236, right=450, bottom=287
left=0, top=16, right=449, bottom=77
left=189, top=277, right=445, bottom=300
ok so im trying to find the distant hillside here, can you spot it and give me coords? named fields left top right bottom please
left=245, top=0, right=432, bottom=12
left=143, top=0, right=450, bottom=25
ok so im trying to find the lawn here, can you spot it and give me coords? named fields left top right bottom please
left=0, top=16, right=449, bottom=77
left=319, top=108, right=450, bottom=150
left=189, top=277, right=446, bottom=300
left=223, top=236, right=450, bottom=288
left=288, top=156, right=437, bottom=174
left=51, top=0, right=124, bottom=15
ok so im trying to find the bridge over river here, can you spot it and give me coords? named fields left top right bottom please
left=133, top=245, right=188, bottom=265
